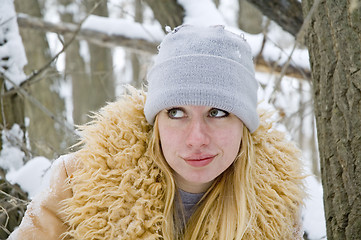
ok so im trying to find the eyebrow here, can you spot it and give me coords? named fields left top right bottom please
left=165, top=106, right=186, bottom=111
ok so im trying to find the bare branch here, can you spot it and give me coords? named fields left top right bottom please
left=2, top=75, right=75, bottom=136
left=17, top=14, right=159, bottom=54
left=268, top=0, right=321, bottom=101
left=0, top=190, right=29, bottom=207
left=255, top=54, right=310, bottom=80
left=246, top=0, right=303, bottom=37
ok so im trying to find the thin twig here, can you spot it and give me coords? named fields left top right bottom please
left=0, top=82, right=7, bottom=129
left=3, top=75, right=75, bottom=135
left=0, top=190, right=29, bottom=205
left=0, top=225, right=11, bottom=235
left=269, top=44, right=297, bottom=103
left=269, top=0, right=322, bottom=103
left=0, top=205, right=10, bottom=232
left=109, top=1, right=159, bottom=42
left=0, top=122, right=34, bottom=158
left=296, top=0, right=322, bottom=45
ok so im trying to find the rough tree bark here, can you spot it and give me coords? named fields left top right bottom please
left=302, top=0, right=361, bottom=239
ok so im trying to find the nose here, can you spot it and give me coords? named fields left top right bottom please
left=185, top=118, right=210, bottom=148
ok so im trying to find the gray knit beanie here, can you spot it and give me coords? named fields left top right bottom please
left=144, top=25, right=259, bottom=133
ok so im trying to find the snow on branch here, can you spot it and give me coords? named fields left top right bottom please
left=17, top=14, right=162, bottom=54
left=0, top=0, right=27, bottom=89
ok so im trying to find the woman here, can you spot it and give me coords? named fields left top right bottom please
left=9, top=25, right=305, bottom=240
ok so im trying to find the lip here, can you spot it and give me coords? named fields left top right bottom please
left=183, top=155, right=217, bottom=167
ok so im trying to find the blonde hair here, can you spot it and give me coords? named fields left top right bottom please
left=148, top=117, right=256, bottom=240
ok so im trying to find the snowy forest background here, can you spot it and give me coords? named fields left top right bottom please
left=2, top=0, right=360, bottom=239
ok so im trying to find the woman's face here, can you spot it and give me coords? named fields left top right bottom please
left=157, top=105, right=244, bottom=193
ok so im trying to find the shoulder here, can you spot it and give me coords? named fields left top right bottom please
left=59, top=153, right=81, bottom=177
left=48, top=153, right=81, bottom=181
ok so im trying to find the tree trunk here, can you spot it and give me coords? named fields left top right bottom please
left=0, top=80, right=26, bottom=154
left=57, top=0, right=89, bottom=125
left=82, top=0, right=115, bottom=123
left=302, top=0, right=361, bottom=239
left=14, top=0, right=72, bottom=159
left=129, top=0, right=148, bottom=89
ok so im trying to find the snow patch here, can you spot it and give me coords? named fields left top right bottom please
left=177, top=0, right=226, bottom=26
left=82, top=15, right=164, bottom=42
left=6, top=156, right=52, bottom=198
left=303, top=175, right=327, bottom=239
left=0, top=124, right=25, bottom=172
left=0, top=0, right=27, bottom=89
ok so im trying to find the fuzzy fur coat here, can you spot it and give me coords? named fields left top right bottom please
left=10, top=88, right=305, bottom=240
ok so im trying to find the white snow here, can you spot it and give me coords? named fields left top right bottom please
left=177, top=0, right=226, bottom=26
left=6, top=156, right=52, bottom=198
left=0, top=124, right=25, bottom=172
left=303, top=175, right=327, bottom=239
left=82, top=15, right=164, bottom=42
left=0, top=0, right=27, bottom=89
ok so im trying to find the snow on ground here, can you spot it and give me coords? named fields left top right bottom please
left=6, top=156, right=52, bottom=198
left=303, top=175, right=327, bottom=239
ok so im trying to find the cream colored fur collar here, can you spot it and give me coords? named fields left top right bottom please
left=62, top=88, right=304, bottom=239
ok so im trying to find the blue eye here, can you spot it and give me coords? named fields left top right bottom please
left=209, top=108, right=229, bottom=118
left=167, top=108, right=185, bottom=119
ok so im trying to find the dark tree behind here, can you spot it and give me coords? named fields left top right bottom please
left=302, top=0, right=361, bottom=239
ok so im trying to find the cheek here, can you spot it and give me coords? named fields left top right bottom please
left=159, top=125, right=177, bottom=145
left=215, top=127, right=243, bottom=154
left=158, top=125, right=181, bottom=158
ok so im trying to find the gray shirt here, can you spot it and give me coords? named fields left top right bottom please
left=178, top=189, right=205, bottom=223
